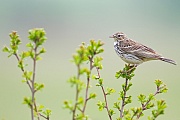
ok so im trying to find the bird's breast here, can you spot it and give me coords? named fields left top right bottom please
left=113, top=41, right=143, bottom=64
left=114, top=42, right=124, bottom=58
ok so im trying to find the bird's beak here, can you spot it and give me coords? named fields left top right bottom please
left=109, top=35, right=114, bottom=38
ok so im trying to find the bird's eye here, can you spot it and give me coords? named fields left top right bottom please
left=117, top=34, right=121, bottom=38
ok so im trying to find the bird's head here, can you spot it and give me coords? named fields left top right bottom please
left=109, top=32, right=127, bottom=41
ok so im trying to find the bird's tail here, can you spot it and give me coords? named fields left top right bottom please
left=159, top=57, right=177, bottom=65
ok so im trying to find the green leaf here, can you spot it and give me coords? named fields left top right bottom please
left=23, top=97, right=32, bottom=107
left=126, top=82, right=132, bottom=91
left=36, top=56, right=42, bottom=61
left=147, top=116, right=154, bottom=120
left=118, top=91, right=124, bottom=100
left=131, top=107, right=138, bottom=115
left=68, top=76, right=78, bottom=85
left=116, top=117, right=121, bottom=120
left=34, top=83, right=44, bottom=91
left=146, top=102, right=155, bottom=109
left=151, top=100, right=167, bottom=119
left=37, top=104, right=44, bottom=112
left=2, top=46, right=10, bottom=53
left=22, top=71, right=32, bottom=80
left=115, top=64, right=136, bottom=79
left=109, top=109, right=115, bottom=116
left=96, top=48, right=104, bottom=54
left=148, top=93, right=155, bottom=101
left=77, top=97, right=84, bottom=105
left=154, top=79, right=163, bottom=87
left=113, top=102, right=120, bottom=110
left=115, top=70, right=121, bottom=79
left=79, top=68, right=90, bottom=76
left=75, top=113, right=88, bottom=120
left=29, top=50, right=35, bottom=58
left=89, top=93, right=97, bottom=99
left=68, top=76, right=85, bottom=91
left=124, top=96, right=132, bottom=105
left=157, top=100, right=167, bottom=110
left=138, top=94, right=146, bottom=104
left=18, top=60, right=24, bottom=70
left=26, top=42, right=34, bottom=48
left=63, top=100, right=73, bottom=111
left=21, top=51, right=30, bottom=59
left=39, top=47, right=46, bottom=54
left=43, top=109, right=52, bottom=117
left=97, top=101, right=105, bottom=111
left=92, top=74, right=98, bottom=80
left=96, top=78, right=103, bottom=86
left=93, top=56, right=103, bottom=69
left=124, top=109, right=131, bottom=119
left=28, top=28, right=47, bottom=46
left=106, top=87, right=116, bottom=95
left=160, top=87, right=168, bottom=93
left=3, top=31, right=21, bottom=57
left=22, top=79, right=27, bottom=83
left=155, top=80, right=168, bottom=94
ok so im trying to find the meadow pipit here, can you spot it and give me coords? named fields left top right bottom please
left=109, top=32, right=176, bottom=66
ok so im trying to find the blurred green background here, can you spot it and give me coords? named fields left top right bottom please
left=0, top=0, right=180, bottom=120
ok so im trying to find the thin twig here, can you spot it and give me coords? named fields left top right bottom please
left=14, top=53, right=34, bottom=120
left=120, top=78, right=128, bottom=118
left=136, top=86, right=161, bottom=119
left=72, top=64, right=81, bottom=120
left=82, top=76, right=90, bottom=113
left=82, top=57, right=93, bottom=114
left=39, top=113, right=49, bottom=120
left=34, top=101, right=40, bottom=120
left=101, top=87, right=112, bottom=120
left=30, top=45, right=39, bottom=120
left=14, top=53, right=32, bottom=92
left=96, top=67, right=112, bottom=120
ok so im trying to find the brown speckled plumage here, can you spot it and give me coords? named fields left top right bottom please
left=110, top=32, right=176, bottom=65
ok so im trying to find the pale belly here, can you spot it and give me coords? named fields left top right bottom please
left=114, top=41, right=143, bottom=64
left=120, top=54, right=143, bottom=64
left=115, top=49, right=143, bottom=64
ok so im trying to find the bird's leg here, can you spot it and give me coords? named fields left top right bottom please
left=125, top=64, right=137, bottom=73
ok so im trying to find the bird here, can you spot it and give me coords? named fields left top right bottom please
left=109, top=32, right=176, bottom=66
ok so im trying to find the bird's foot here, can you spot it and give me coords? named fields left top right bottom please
left=123, top=64, right=137, bottom=74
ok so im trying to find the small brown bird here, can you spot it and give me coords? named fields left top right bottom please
left=109, top=32, right=176, bottom=66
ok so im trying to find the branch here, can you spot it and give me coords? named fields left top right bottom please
left=5, top=29, right=50, bottom=120
left=82, top=76, right=90, bottom=113
left=39, top=113, right=49, bottom=120
left=72, top=64, right=81, bottom=120
left=14, top=53, right=34, bottom=120
left=120, top=78, right=128, bottom=118
left=96, top=67, right=112, bottom=120
left=34, top=101, right=40, bottom=120
left=136, top=85, right=161, bottom=119
left=82, top=57, right=93, bottom=114
left=30, top=44, right=39, bottom=120
left=14, top=53, right=32, bottom=92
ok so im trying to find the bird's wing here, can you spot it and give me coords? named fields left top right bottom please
left=120, top=39, right=161, bottom=59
